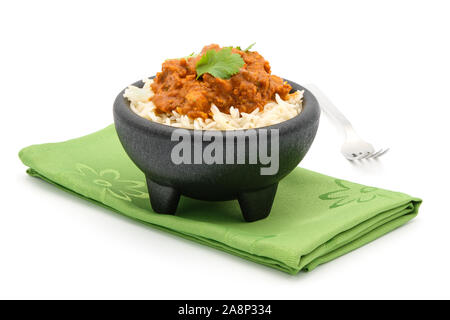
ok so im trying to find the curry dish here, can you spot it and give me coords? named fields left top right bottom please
left=150, top=44, right=293, bottom=119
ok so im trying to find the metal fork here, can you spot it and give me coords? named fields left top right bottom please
left=304, top=84, right=389, bottom=160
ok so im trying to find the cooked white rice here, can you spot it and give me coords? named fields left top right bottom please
left=124, top=78, right=303, bottom=130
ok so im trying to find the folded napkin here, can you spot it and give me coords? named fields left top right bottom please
left=19, top=125, right=421, bottom=274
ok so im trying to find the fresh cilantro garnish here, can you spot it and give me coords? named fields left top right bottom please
left=243, top=42, right=256, bottom=52
left=196, top=47, right=245, bottom=79
left=234, top=43, right=256, bottom=52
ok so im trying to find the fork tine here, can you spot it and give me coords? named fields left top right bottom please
left=367, top=149, right=384, bottom=159
left=372, top=148, right=389, bottom=158
left=356, top=152, right=372, bottom=160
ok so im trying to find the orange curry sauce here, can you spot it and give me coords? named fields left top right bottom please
left=150, top=44, right=293, bottom=119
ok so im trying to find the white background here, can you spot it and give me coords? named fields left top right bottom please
left=1, top=0, right=449, bottom=299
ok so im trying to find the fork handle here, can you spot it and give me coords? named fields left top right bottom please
left=304, top=84, right=353, bottom=128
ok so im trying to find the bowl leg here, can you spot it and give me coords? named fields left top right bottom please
left=146, top=177, right=180, bottom=214
left=238, top=183, right=278, bottom=222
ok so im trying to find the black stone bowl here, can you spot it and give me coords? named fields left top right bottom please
left=113, top=77, right=320, bottom=222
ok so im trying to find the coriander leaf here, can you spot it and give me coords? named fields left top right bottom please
left=235, top=46, right=242, bottom=50
left=196, top=47, right=245, bottom=79
left=243, top=42, right=256, bottom=52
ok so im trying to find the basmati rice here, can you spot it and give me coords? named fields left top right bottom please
left=124, top=78, right=303, bottom=130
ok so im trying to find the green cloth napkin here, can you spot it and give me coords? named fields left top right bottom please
left=19, top=125, right=421, bottom=274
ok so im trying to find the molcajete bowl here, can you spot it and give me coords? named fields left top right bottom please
left=113, top=78, right=320, bottom=222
